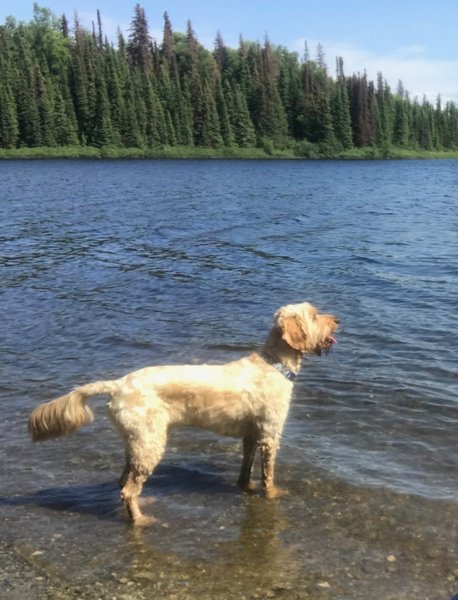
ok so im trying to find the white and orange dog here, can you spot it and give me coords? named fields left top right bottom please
left=28, top=302, right=338, bottom=526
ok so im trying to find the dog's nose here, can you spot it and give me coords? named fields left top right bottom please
left=334, top=317, right=340, bottom=325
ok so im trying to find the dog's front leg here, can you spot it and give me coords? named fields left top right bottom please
left=259, top=439, right=289, bottom=499
left=237, top=436, right=258, bottom=493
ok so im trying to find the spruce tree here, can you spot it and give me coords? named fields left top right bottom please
left=348, top=73, right=377, bottom=147
left=277, top=47, right=304, bottom=138
left=184, top=21, right=208, bottom=145
left=392, top=96, right=409, bottom=147
left=201, top=78, right=223, bottom=147
left=0, top=26, right=19, bottom=147
left=248, top=37, right=288, bottom=145
left=214, top=73, right=234, bottom=146
left=214, top=31, right=229, bottom=73
left=127, top=3, right=153, bottom=73
left=2, top=5, right=458, bottom=155
left=226, top=81, right=256, bottom=147
left=91, top=64, right=114, bottom=147
left=0, top=82, right=19, bottom=148
left=331, top=82, right=352, bottom=149
left=315, top=93, right=336, bottom=149
left=53, top=88, right=78, bottom=145
left=122, top=85, right=144, bottom=147
left=142, top=75, right=165, bottom=147
left=161, top=12, right=178, bottom=80
left=12, top=27, right=42, bottom=146
left=34, top=62, right=57, bottom=146
left=164, top=109, right=177, bottom=146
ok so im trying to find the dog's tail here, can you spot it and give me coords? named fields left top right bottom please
left=28, top=380, right=118, bottom=442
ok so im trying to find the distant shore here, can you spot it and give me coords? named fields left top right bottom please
left=1, top=145, right=458, bottom=161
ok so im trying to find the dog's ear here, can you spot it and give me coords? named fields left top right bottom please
left=278, top=314, right=308, bottom=351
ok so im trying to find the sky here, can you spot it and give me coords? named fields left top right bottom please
left=2, top=0, right=458, bottom=103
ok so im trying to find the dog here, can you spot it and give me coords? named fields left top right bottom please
left=28, top=302, right=339, bottom=526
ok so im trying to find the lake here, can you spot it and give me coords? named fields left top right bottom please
left=0, top=159, right=457, bottom=599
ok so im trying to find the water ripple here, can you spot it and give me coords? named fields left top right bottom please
left=1, top=158, right=457, bottom=503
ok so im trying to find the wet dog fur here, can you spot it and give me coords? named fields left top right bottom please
left=28, top=301, right=339, bottom=526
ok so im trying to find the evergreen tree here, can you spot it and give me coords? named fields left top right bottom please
left=11, top=27, right=42, bottom=146
left=142, top=75, right=166, bottom=146
left=91, top=61, right=114, bottom=147
left=127, top=3, right=153, bottom=72
left=0, top=82, right=19, bottom=148
left=392, top=96, right=409, bottom=147
left=315, top=43, right=327, bottom=72
left=0, top=25, right=19, bottom=147
left=348, top=73, right=377, bottom=146
left=434, top=95, right=444, bottom=149
left=1, top=6, right=457, bottom=154
left=214, top=31, right=229, bottom=73
left=226, top=81, right=256, bottom=147
left=374, top=73, right=392, bottom=151
left=52, top=88, right=78, bottom=145
left=70, top=17, right=92, bottom=143
left=161, top=12, right=178, bottom=80
left=331, top=63, right=352, bottom=149
left=214, top=73, right=234, bottom=146
left=34, top=62, right=56, bottom=146
left=184, top=20, right=222, bottom=146
left=122, top=85, right=143, bottom=147
left=415, top=96, right=433, bottom=150
left=443, top=101, right=458, bottom=148
left=61, top=13, right=69, bottom=38
left=277, top=47, right=304, bottom=138
left=236, top=36, right=252, bottom=98
left=315, top=93, right=336, bottom=148
left=249, top=37, right=288, bottom=145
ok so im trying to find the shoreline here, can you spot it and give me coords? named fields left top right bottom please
left=2, top=469, right=457, bottom=600
left=1, top=145, right=458, bottom=161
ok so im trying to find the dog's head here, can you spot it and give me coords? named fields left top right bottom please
left=274, top=302, right=339, bottom=356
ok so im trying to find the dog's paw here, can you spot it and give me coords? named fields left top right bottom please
left=264, top=486, right=289, bottom=499
left=132, top=514, right=159, bottom=527
left=237, top=479, right=258, bottom=494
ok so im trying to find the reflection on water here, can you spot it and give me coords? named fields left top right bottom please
left=126, top=496, right=296, bottom=596
left=1, top=460, right=457, bottom=599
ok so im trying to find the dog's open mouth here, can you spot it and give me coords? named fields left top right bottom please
left=317, top=335, right=337, bottom=356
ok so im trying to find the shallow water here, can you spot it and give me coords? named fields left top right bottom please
left=0, top=159, right=457, bottom=599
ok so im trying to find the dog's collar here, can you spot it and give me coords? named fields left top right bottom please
left=261, top=352, right=297, bottom=382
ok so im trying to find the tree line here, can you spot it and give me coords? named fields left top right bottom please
left=1, top=3, right=457, bottom=155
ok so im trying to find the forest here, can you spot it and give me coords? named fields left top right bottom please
left=1, top=3, right=458, bottom=158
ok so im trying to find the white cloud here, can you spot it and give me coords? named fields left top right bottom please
left=290, top=39, right=458, bottom=104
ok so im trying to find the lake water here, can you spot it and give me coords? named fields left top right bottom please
left=0, top=159, right=457, bottom=599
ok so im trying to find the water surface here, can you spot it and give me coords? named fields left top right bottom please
left=0, top=159, right=457, bottom=599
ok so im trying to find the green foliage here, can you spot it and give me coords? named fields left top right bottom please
left=1, top=4, right=457, bottom=154
left=0, top=83, right=19, bottom=147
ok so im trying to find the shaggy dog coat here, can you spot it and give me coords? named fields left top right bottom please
left=28, top=302, right=339, bottom=525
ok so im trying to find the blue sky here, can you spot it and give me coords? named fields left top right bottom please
left=2, top=0, right=458, bottom=102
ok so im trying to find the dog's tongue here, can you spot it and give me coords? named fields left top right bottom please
left=329, top=336, right=337, bottom=345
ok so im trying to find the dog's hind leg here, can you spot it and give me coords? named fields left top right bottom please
left=119, top=418, right=168, bottom=526
left=120, top=466, right=157, bottom=526
left=118, top=450, right=131, bottom=489
left=237, top=435, right=258, bottom=493
left=120, top=442, right=164, bottom=526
